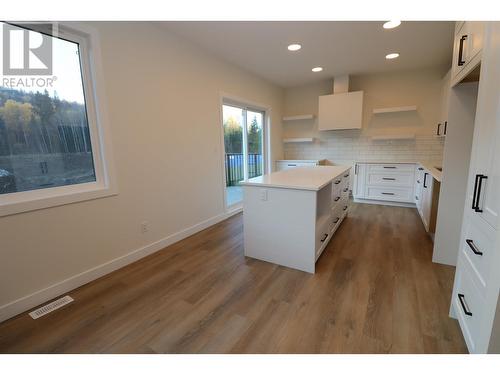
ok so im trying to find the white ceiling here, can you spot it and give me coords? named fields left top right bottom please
left=162, top=21, right=454, bottom=88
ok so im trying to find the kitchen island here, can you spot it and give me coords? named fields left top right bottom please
left=240, top=165, right=351, bottom=273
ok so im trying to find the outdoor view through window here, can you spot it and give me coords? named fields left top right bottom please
left=0, top=23, right=95, bottom=196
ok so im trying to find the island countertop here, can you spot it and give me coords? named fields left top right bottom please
left=240, top=165, right=351, bottom=191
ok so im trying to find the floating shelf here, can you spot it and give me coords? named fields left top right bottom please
left=372, top=105, right=418, bottom=114
left=283, top=137, right=315, bottom=143
left=282, top=114, right=315, bottom=121
left=371, top=134, right=416, bottom=141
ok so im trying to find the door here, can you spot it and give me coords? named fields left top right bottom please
left=466, top=23, right=500, bottom=230
left=222, top=103, right=266, bottom=208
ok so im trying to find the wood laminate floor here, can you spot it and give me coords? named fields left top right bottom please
left=0, top=203, right=467, bottom=353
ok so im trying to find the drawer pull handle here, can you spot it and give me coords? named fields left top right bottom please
left=465, top=239, right=483, bottom=256
left=458, top=293, right=472, bottom=316
left=417, top=180, right=420, bottom=184
left=320, top=233, right=328, bottom=242
left=458, top=35, right=467, bottom=66
left=334, top=196, right=340, bottom=202
left=383, top=166, right=397, bottom=169
left=418, top=167, right=424, bottom=171
left=381, top=192, right=395, bottom=195
left=344, top=174, right=349, bottom=178
left=334, top=180, right=341, bottom=184
left=382, top=177, right=396, bottom=181
left=437, top=123, right=442, bottom=136
left=343, top=205, right=348, bottom=211
left=287, top=164, right=297, bottom=167
left=333, top=217, right=340, bottom=224
left=415, top=196, right=418, bottom=200
left=343, top=188, right=349, bottom=192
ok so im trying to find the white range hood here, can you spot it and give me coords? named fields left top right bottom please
left=318, top=75, right=364, bottom=131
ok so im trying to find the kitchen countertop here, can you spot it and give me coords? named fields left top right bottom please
left=276, top=159, right=325, bottom=163
left=355, top=161, right=442, bottom=182
left=240, top=166, right=350, bottom=191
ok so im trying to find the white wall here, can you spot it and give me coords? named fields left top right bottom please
left=0, top=22, right=284, bottom=319
left=282, top=68, right=446, bottom=166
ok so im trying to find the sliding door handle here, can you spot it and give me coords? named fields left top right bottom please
left=458, top=293, right=472, bottom=316
left=458, top=35, right=467, bottom=66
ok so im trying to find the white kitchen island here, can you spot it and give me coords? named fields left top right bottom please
left=240, top=166, right=351, bottom=273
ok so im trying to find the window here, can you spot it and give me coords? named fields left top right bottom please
left=0, top=22, right=116, bottom=216
left=222, top=101, right=266, bottom=208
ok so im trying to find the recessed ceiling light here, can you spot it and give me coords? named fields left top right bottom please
left=287, top=44, right=302, bottom=51
left=383, top=20, right=401, bottom=29
left=312, top=67, right=323, bottom=72
left=385, top=53, right=399, bottom=59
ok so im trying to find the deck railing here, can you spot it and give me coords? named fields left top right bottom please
left=225, top=153, right=263, bottom=186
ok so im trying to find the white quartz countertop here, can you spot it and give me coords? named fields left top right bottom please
left=240, top=166, right=350, bottom=191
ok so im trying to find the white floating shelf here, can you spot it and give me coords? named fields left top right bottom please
left=283, top=137, right=315, bottom=143
left=372, top=105, right=418, bottom=114
left=282, top=114, right=315, bottom=121
left=371, top=134, right=416, bottom=141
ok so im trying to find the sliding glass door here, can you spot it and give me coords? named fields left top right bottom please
left=222, top=103, right=265, bottom=208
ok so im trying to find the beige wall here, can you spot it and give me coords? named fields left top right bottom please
left=283, top=68, right=444, bottom=138
left=0, top=22, right=284, bottom=312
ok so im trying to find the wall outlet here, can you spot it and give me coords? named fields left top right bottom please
left=260, top=189, right=268, bottom=201
left=141, top=221, right=149, bottom=233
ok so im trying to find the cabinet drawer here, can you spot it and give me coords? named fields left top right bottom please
left=366, top=186, right=413, bottom=203
left=315, top=217, right=331, bottom=253
left=367, top=163, right=415, bottom=173
left=460, top=214, right=495, bottom=293
left=453, top=262, right=485, bottom=353
left=366, top=172, right=414, bottom=187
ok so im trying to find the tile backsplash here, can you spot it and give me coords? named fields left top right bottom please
left=283, top=134, right=445, bottom=166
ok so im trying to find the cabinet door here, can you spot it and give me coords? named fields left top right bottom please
left=465, top=22, right=485, bottom=64
left=353, top=163, right=366, bottom=199
left=452, top=22, right=484, bottom=81
left=467, top=23, right=500, bottom=230
left=421, top=172, right=433, bottom=232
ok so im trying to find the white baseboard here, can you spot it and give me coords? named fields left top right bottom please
left=0, top=207, right=242, bottom=323
left=353, top=197, right=416, bottom=208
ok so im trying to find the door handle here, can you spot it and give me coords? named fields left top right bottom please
left=458, top=293, right=472, bottom=316
left=465, top=239, right=483, bottom=256
left=458, top=35, right=467, bottom=66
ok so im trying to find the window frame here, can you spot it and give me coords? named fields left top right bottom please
left=0, top=22, right=117, bottom=217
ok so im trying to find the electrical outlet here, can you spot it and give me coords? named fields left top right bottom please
left=260, top=189, right=268, bottom=201
left=141, top=221, right=149, bottom=233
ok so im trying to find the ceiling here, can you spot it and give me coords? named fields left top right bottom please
left=162, top=21, right=454, bottom=88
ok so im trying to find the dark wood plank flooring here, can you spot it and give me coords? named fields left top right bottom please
left=0, top=203, right=467, bottom=353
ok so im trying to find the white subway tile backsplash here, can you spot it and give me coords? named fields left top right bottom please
left=284, top=135, right=444, bottom=165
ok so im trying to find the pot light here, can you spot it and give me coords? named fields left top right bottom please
left=383, top=20, right=401, bottom=29
left=385, top=53, right=399, bottom=59
left=312, top=67, right=323, bottom=72
left=287, top=44, right=302, bottom=51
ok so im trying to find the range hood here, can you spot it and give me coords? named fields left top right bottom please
left=318, top=75, right=364, bottom=131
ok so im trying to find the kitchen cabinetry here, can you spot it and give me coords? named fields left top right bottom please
left=450, top=22, right=500, bottom=353
left=318, top=91, right=363, bottom=130
left=451, top=22, right=484, bottom=86
left=420, top=170, right=440, bottom=234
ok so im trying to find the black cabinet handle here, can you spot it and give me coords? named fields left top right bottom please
left=444, top=121, right=448, bottom=135
left=458, top=35, right=467, bottom=66
left=472, top=174, right=480, bottom=210
left=415, top=195, right=419, bottom=200
left=344, top=174, right=349, bottom=178
left=381, top=192, right=395, bottom=195
left=355, top=164, right=358, bottom=175
left=334, top=180, right=341, bottom=184
left=333, top=217, right=340, bottom=224
left=320, top=233, right=328, bottom=242
left=417, top=180, right=421, bottom=184
left=382, top=177, right=396, bottom=181
left=423, top=173, right=428, bottom=188
left=437, top=123, right=441, bottom=136
left=343, top=205, right=348, bottom=210
left=287, top=164, right=297, bottom=167
left=334, top=196, right=340, bottom=202
left=473, top=174, right=488, bottom=213
left=343, top=188, right=348, bottom=192
left=466, top=239, right=483, bottom=256
left=383, top=166, right=397, bottom=169
left=418, top=167, right=424, bottom=171
left=458, top=293, right=472, bottom=316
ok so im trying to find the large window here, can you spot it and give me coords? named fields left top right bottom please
left=222, top=102, right=265, bottom=208
left=0, top=22, right=115, bottom=216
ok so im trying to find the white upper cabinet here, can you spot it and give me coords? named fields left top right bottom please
left=451, top=22, right=484, bottom=85
left=318, top=91, right=363, bottom=131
